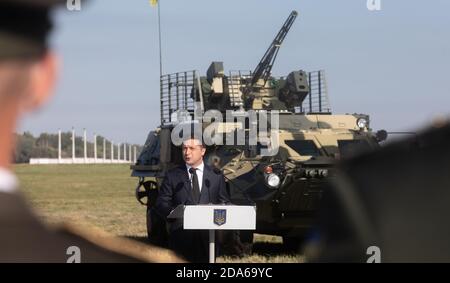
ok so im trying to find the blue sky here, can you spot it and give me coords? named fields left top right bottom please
left=19, top=0, right=450, bottom=144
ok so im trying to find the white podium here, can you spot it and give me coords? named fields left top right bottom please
left=168, top=205, right=256, bottom=263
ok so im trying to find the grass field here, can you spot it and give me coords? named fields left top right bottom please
left=14, top=164, right=303, bottom=263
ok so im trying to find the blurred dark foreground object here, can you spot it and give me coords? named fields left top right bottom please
left=0, top=0, right=186, bottom=263
left=0, top=192, right=184, bottom=263
left=308, top=120, right=450, bottom=262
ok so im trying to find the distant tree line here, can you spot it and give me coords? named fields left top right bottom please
left=14, top=131, right=142, bottom=163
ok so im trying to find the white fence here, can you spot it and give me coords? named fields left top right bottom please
left=29, top=158, right=132, bottom=165
left=28, top=128, right=138, bottom=165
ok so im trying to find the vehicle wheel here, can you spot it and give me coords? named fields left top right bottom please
left=146, top=207, right=168, bottom=247
left=239, top=230, right=254, bottom=255
left=282, top=236, right=304, bottom=253
left=217, top=230, right=253, bottom=257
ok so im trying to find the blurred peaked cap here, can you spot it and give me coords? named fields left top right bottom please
left=0, top=0, right=65, bottom=6
left=0, top=0, right=66, bottom=60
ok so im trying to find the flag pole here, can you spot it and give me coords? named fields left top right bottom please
left=158, top=0, right=163, bottom=77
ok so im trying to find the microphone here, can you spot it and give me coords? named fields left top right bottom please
left=213, top=167, right=256, bottom=206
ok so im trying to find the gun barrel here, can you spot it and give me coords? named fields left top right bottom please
left=250, top=10, right=298, bottom=87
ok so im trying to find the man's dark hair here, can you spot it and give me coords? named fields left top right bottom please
left=182, top=136, right=206, bottom=148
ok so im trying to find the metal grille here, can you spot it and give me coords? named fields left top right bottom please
left=301, top=70, right=331, bottom=113
left=160, top=71, right=198, bottom=125
left=160, top=69, right=332, bottom=125
left=227, top=70, right=252, bottom=108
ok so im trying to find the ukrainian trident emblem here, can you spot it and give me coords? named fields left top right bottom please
left=213, top=209, right=227, bottom=226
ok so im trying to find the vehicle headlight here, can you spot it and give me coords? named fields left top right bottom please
left=318, top=169, right=328, bottom=178
left=357, top=118, right=368, bottom=129
left=266, top=173, right=281, bottom=188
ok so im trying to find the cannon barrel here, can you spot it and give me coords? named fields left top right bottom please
left=249, top=10, right=298, bottom=88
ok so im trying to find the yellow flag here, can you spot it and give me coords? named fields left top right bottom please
left=150, top=0, right=158, bottom=7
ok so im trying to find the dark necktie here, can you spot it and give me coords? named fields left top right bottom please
left=189, top=167, right=200, bottom=203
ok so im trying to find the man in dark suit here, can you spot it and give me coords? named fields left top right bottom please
left=155, top=137, right=230, bottom=262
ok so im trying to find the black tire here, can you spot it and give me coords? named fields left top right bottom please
left=239, top=230, right=254, bottom=255
left=216, top=230, right=253, bottom=257
left=282, top=236, right=304, bottom=253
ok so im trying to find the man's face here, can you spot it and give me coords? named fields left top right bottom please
left=0, top=54, right=57, bottom=168
left=182, top=139, right=206, bottom=167
left=0, top=54, right=57, bottom=114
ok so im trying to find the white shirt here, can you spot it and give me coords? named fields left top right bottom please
left=186, top=161, right=204, bottom=192
left=0, top=167, right=18, bottom=194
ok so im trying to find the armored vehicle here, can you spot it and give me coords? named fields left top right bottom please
left=131, top=11, right=387, bottom=252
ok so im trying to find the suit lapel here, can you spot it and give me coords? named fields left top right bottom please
left=179, top=165, right=194, bottom=204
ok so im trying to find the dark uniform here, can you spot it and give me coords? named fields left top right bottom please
left=0, top=0, right=183, bottom=263
left=311, top=121, right=450, bottom=262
